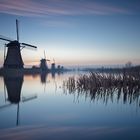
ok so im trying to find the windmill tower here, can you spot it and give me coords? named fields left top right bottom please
left=0, top=19, right=37, bottom=69
left=51, top=58, right=56, bottom=71
left=40, top=50, right=50, bottom=71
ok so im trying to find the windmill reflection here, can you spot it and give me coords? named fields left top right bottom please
left=51, top=71, right=56, bottom=79
left=4, top=75, right=23, bottom=103
left=40, top=71, right=62, bottom=93
left=40, top=72, right=48, bottom=84
left=40, top=71, right=63, bottom=84
left=0, top=74, right=37, bottom=126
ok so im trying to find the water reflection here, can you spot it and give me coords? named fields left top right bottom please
left=51, top=71, right=55, bottom=79
left=0, top=72, right=140, bottom=132
left=0, top=74, right=37, bottom=126
left=4, top=75, right=23, bottom=103
left=40, top=72, right=48, bottom=84
left=63, top=76, right=140, bottom=107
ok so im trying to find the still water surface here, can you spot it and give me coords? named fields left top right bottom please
left=0, top=72, right=140, bottom=139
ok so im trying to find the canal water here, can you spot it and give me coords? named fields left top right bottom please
left=0, top=72, right=140, bottom=139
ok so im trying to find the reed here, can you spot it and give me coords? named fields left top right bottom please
left=63, top=68, right=140, bottom=106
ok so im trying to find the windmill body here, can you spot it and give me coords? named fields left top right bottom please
left=40, top=50, right=50, bottom=71
left=51, top=63, right=56, bottom=71
left=4, top=41, right=24, bottom=68
left=40, top=59, right=48, bottom=71
left=51, top=59, right=56, bottom=71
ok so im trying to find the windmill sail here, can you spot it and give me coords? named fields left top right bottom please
left=0, top=19, right=37, bottom=69
left=16, top=19, right=19, bottom=42
left=21, top=43, right=37, bottom=48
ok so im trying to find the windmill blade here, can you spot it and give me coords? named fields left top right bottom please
left=44, top=50, right=46, bottom=59
left=22, top=94, right=37, bottom=102
left=21, top=43, right=37, bottom=49
left=16, top=19, right=19, bottom=41
left=0, top=38, right=11, bottom=42
left=0, top=103, right=12, bottom=110
left=0, top=35, right=13, bottom=42
left=44, top=50, right=50, bottom=61
left=20, top=45, right=37, bottom=51
left=4, top=44, right=7, bottom=62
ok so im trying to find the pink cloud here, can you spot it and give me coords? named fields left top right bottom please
left=0, top=0, right=130, bottom=17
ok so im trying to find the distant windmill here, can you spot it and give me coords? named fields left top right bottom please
left=40, top=50, right=50, bottom=71
left=51, top=58, right=56, bottom=71
left=0, top=19, right=37, bottom=69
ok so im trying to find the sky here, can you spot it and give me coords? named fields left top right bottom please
left=0, top=0, right=140, bottom=67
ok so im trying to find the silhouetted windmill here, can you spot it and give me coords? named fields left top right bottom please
left=51, top=58, right=56, bottom=71
left=0, top=19, right=37, bottom=69
left=40, top=50, right=50, bottom=71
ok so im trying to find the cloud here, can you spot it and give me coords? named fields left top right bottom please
left=0, top=0, right=131, bottom=17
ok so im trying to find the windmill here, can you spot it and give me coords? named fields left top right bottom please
left=40, top=50, right=50, bottom=71
left=0, top=19, right=37, bottom=69
left=51, top=58, right=56, bottom=71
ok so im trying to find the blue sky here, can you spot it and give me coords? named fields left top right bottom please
left=0, top=0, right=140, bottom=67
